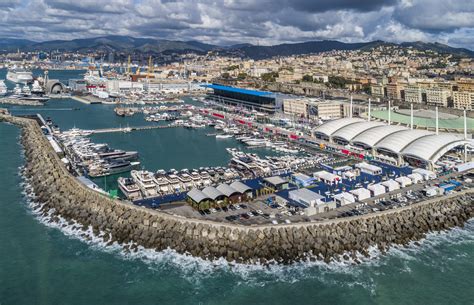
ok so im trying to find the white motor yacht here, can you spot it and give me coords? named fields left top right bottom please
left=118, top=177, right=142, bottom=200
left=0, top=80, right=7, bottom=96
left=131, top=170, right=158, bottom=197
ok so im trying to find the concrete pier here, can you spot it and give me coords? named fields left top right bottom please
left=90, top=124, right=175, bottom=134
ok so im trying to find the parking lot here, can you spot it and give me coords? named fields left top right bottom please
left=158, top=171, right=473, bottom=225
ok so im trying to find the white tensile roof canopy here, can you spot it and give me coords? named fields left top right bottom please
left=314, top=118, right=469, bottom=163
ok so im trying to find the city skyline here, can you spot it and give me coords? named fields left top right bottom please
left=0, top=0, right=473, bottom=50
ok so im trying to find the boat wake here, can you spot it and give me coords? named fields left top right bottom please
left=18, top=165, right=474, bottom=289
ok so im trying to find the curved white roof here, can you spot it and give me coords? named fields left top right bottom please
left=402, top=134, right=469, bottom=162
left=216, top=183, right=240, bottom=197
left=202, top=186, right=225, bottom=200
left=313, top=118, right=364, bottom=137
left=352, top=125, right=408, bottom=148
left=332, top=121, right=385, bottom=142
left=375, top=129, right=433, bottom=154
left=187, top=188, right=210, bottom=203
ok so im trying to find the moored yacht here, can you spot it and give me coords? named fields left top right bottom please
left=0, top=80, right=7, bottom=96
left=118, top=177, right=142, bottom=200
left=199, top=171, right=212, bottom=186
left=31, top=80, right=45, bottom=95
left=131, top=170, right=158, bottom=197
left=166, top=174, right=183, bottom=192
left=155, top=176, right=171, bottom=194
left=190, top=171, right=203, bottom=188
left=6, top=67, right=33, bottom=84
left=178, top=173, right=194, bottom=190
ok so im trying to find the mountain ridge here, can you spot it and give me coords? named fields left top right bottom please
left=0, top=35, right=472, bottom=58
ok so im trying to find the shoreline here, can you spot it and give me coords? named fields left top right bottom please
left=1, top=113, right=473, bottom=264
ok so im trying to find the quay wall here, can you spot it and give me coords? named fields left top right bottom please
left=2, top=114, right=473, bottom=263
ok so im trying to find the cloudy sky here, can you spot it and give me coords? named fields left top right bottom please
left=0, top=0, right=473, bottom=49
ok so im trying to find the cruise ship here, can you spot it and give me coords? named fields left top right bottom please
left=6, top=68, right=33, bottom=84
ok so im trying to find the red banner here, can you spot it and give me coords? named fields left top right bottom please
left=212, top=113, right=225, bottom=119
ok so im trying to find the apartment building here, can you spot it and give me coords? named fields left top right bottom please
left=283, top=98, right=308, bottom=117
left=425, top=87, right=451, bottom=107
left=386, top=82, right=405, bottom=101
left=317, top=102, right=345, bottom=119
left=370, top=83, right=385, bottom=98
left=404, top=84, right=423, bottom=104
left=453, top=91, right=474, bottom=110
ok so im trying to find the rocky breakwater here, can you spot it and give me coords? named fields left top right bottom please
left=2, top=114, right=474, bottom=264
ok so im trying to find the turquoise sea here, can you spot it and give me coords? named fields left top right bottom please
left=1, top=70, right=473, bottom=305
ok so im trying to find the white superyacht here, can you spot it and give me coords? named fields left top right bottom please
left=6, top=67, right=33, bottom=84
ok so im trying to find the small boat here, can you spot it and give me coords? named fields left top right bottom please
left=216, top=134, right=233, bottom=139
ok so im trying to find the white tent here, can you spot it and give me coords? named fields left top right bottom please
left=412, top=168, right=437, bottom=180
left=395, top=176, right=412, bottom=188
left=368, top=183, right=386, bottom=196
left=350, top=188, right=371, bottom=201
left=382, top=179, right=400, bottom=192
left=333, top=192, right=355, bottom=206
left=408, top=173, right=423, bottom=184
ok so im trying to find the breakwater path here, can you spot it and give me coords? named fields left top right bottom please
left=90, top=124, right=175, bottom=134
left=1, top=114, right=473, bottom=264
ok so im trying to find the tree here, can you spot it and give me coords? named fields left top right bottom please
left=225, top=65, right=239, bottom=71
left=261, top=72, right=279, bottom=82
left=237, top=72, right=247, bottom=80
left=221, top=72, right=230, bottom=79
left=302, top=74, right=313, bottom=82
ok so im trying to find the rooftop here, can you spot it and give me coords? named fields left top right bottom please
left=203, top=84, right=275, bottom=97
left=264, top=176, right=288, bottom=186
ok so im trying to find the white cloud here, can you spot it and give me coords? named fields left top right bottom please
left=0, top=0, right=471, bottom=49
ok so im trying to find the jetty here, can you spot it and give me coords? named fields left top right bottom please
left=90, top=124, right=175, bottom=134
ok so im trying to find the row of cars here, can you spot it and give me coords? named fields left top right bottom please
left=197, top=203, right=249, bottom=215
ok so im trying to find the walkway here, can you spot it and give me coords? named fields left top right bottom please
left=90, top=124, right=175, bottom=134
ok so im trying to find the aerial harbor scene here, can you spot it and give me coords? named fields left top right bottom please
left=0, top=1, right=473, bottom=305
